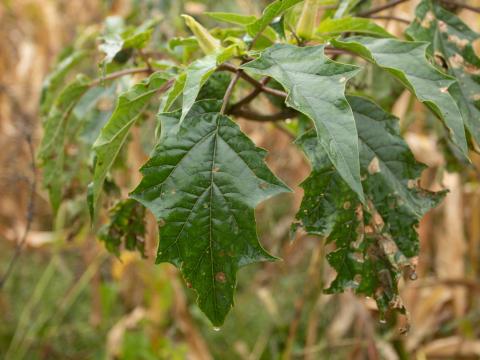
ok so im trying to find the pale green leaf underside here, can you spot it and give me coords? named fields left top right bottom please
left=406, top=0, right=480, bottom=146
left=246, top=0, right=303, bottom=37
left=172, top=46, right=238, bottom=123
left=38, top=75, right=91, bottom=212
left=316, top=17, right=394, bottom=39
left=40, top=50, right=88, bottom=116
left=180, top=54, right=218, bottom=122
left=242, top=44, right=364, bottom=202
left=332, top=36, right=468, bottom=157
left=205, top=12, right=256, bottom=26
left=91, top=72, right=169, bottom=217
left=130, top=100, right=290, bottom=326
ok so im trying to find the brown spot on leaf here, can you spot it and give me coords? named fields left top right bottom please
left=447, top=34, right=468, bottom=50
left=215, top=272, right=226, bottom=283
left=440, top=87, right=449, bottom=93
left=343, top=201, right=351, bottom=210
left=259, top=182, right=269, bottom=189
left=368, top=157, right=380, bottom=175
left=420, top=11, right=434, bottom=28
left=407, top=179, right=416, bottom=189
left=158, top=218, right=166, bottom=227
left=364, top=225, right=374, bottom=234
left=449, top=53, right=464, bottom=69
left=438, top=20, right=447, bottom=32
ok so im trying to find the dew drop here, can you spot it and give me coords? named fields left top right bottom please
left=213, top=327, right=221, bottom=332
left=409, top=272, right=418, bottom=281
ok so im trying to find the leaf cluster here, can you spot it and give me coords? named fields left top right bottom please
left=38, top=0, right=480, bottom=326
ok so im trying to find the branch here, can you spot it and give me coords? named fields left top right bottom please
left=358, top=0, right=409, bottom=17
left=220, top=24, right=272, bottom=114
left=221, top=71, right=242, bottom=114
left=89, top=67, right=153, bottom=87
left=229, top=77, right=271, bottom=111
left=440, top=0, right=480, bottom=13
left=218, top=63, right=288, bottom=99
left=369, top=15, right=410, bottom=24
left=228, top=107, right=297, bottom=122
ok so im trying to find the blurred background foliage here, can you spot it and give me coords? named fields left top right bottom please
left=1, top=0, right=480, bottom=359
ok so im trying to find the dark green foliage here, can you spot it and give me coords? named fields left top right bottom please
left=37, top=0, right=478, bottom=326
left=131, top=100, right=290, bottom=325
left=99, top=199, right=146, bottom=257
left=294, top=96, right=444, bottom=313
left=198, top=72, right=232, bottom=100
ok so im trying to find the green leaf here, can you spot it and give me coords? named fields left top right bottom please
left=162, top=72, right=187, bottom=111
left=91, top=72, right=170, bottom=218
left=295, top=96, right=443, bottom=313
left=333, top=0, right=361, bottom=18
left=180, top=54, right=218, bottom=122
left=100, top=18, right=158, bottom=65
left=38, top=75, right=91, bottom=212
left=198, top=71, right=232, bottom=100
left=316, top=17, right=394, bottom=39
left=241, top=44, right=364, bottom=202
left=205, top=12, right=257, bottom=26
left=99, top=199, right=146, bottom=257
left=406, top=0, right=480, bottom=146
left=40, top=50, right=88, bottom=116
left=332, top=36, right=469, bottom=158
left=246, top=0, right=303, bottom=37
left=173, top=46, right=238, bottom=122
left=130, top=100, right=290, bottom=326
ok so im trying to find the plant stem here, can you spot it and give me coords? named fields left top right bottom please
left=230, top=78, right=271, bottom=111
left=89, top=67, right=153, bottom=87
left=220, top=71, right=242, bottom=114
left=441, top=0, right=480, bottom=13
left=220, top=25, right=267, bottom=114
left=359, top=0, right=409, bottom=17
left=369, top=15, right=410, bottom=24
left=228, top=107, right=297, bottom=122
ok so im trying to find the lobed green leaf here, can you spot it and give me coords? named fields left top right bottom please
left=130, top=100, right=290, bottom=325
left=295, top=96, right=443, bottom=313
left=242, top=44, right=365, bottom=202
left=38, top=75, right=91, bottom=212
left=91, top=72, right=170, bottom=218
left=406, top=0, right=480, bottom=147
left=332, top=36, right=469, bottom=158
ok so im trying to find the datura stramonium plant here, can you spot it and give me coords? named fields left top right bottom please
left=38, top=0, right=480, bottom=326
